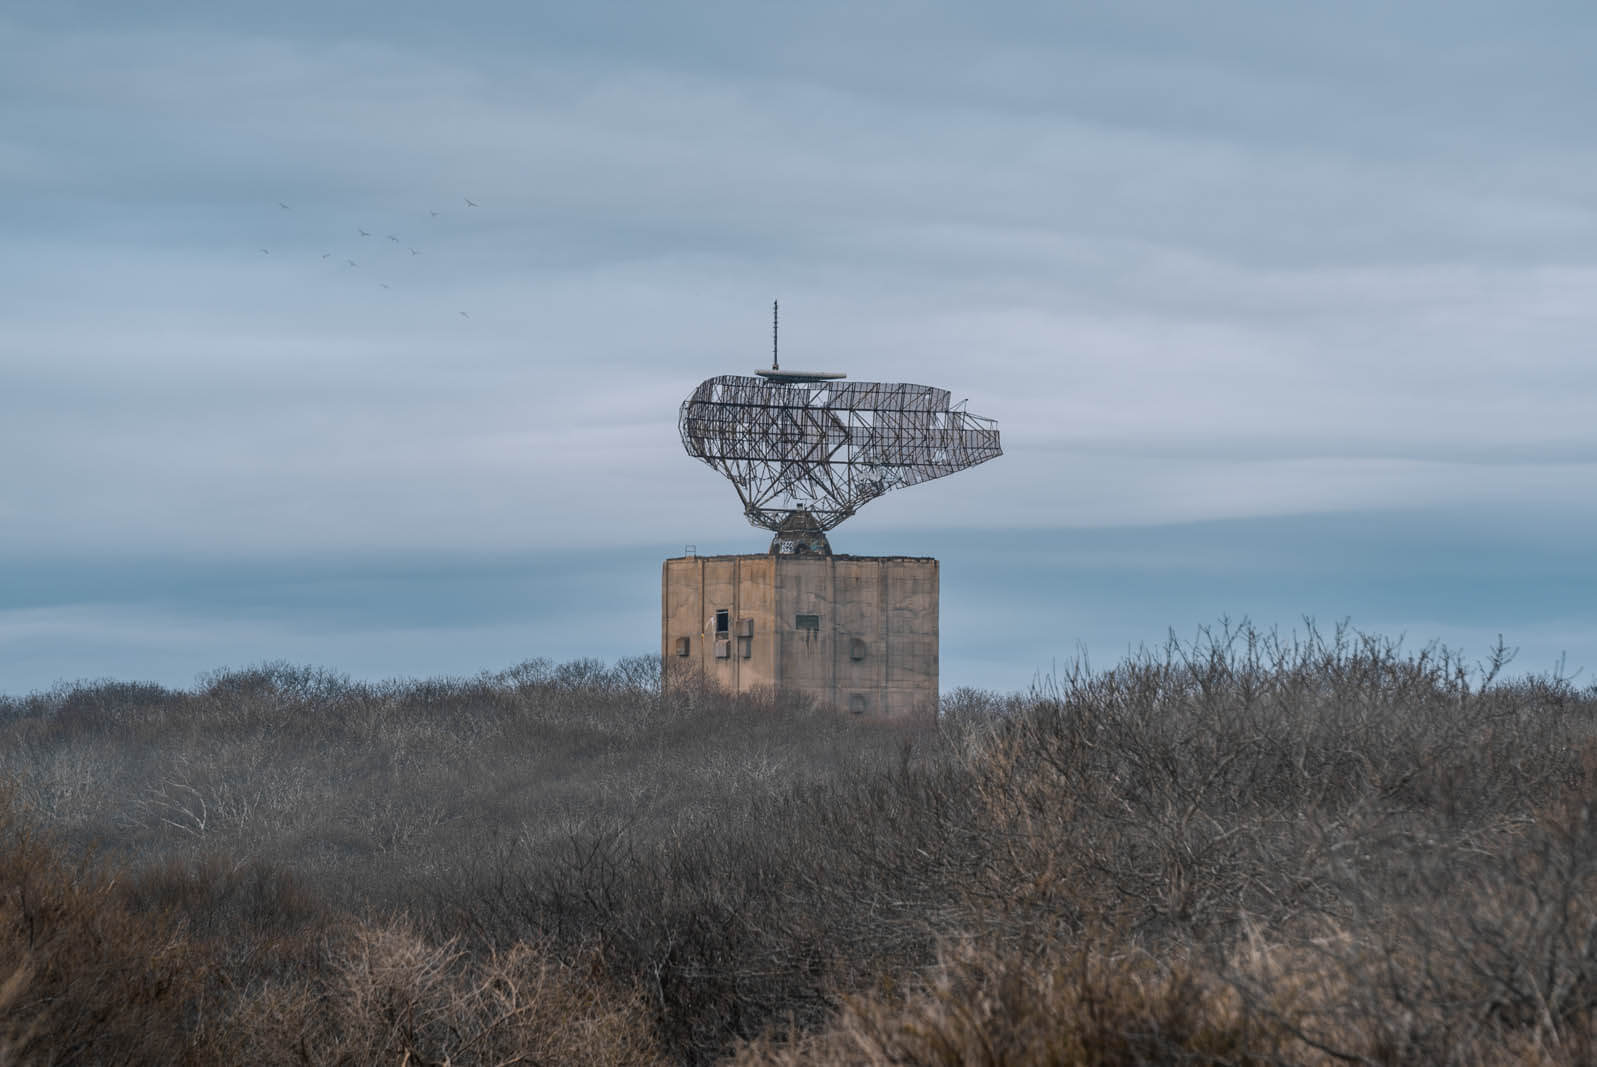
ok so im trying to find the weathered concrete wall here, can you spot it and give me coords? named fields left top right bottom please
left=662, top=554, right=938, bottom=722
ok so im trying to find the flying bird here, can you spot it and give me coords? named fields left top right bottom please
left=429, top=210, right=440, bottom=217
left=258, top=248, right=270, bottom=254
left=409, top=247, right=421, bottom=255
left=379, top=283, right=391, bottom=289
left=278, top=202, right=289, bottom=209
left=464, top=198, right=477, bottom=207
left=459, top=311, right=469, bottom=318
left=387, top=234, right=399, bottom=242
left=321, top=252, right=331, bottom=259
left=346, top=259, right=358, bottom=267
left=358, top=228, right=370, bottom=237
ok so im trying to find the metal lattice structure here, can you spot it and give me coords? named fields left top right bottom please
left=680, top=373, right=1002, bottom=534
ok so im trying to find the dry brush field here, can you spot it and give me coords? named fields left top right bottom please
left=4, top=623, right=1597, bottom=1065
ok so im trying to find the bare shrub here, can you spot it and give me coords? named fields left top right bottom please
left=732, top=622, right=1597, bottom=1065
left=8, top=628, right=1597, bottom=1064
left=735, top=937, right=1304, bottom=1067
left=222, top=919, right=664, bottom=1066
left=0, top=782, right=214, bottom=1065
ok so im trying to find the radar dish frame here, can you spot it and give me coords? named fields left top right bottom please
left=680, top=374, right=1002, bottom=533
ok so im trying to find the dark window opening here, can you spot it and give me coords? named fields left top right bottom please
left=850, top=638, right=867, bottom=661
left=715, top=609, right=730, bottom=635
left=675, top=637, right=691, bottom=657
left=849, top=693, right=869, bottom=715
left=795, top=613, right=820, bottom=631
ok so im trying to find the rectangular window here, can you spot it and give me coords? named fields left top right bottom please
left=795, top=613, right=820, bottom=631
left=715, top=609, right=730, bottom=635
left=738, top=636, right=752, bottom=659
left=675, top=637, right=691, bottom=657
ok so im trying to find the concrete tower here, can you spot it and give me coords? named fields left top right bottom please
left=663, top=547, right=940, bottom=720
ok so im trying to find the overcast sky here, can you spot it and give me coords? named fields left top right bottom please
left=4, top=1, right=1596, bottom=694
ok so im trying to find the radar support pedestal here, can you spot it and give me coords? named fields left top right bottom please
left=769, top=507, right=831, bottom=556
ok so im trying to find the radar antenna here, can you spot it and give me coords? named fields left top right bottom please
left=680, top=311, right=1002, bottom=553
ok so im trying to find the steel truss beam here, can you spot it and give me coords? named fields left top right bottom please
left=680, top=375, right=1002, bottom=532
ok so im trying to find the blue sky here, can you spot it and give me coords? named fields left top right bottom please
left=4, top=2, right=1596, bottom=694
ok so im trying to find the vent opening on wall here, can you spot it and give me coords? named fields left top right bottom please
left=714, top=639, right=731, bottom=659
left=849, top=693, right=869, bottom=715
left=850, top=638, right=867, bottom=661
left=795, top=613, right=820, bottom=631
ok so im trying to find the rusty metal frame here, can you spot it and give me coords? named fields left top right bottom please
left=680, top=374, right=1002, bottom=532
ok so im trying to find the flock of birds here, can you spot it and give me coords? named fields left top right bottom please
left=257, top=197, right=481, bottom=319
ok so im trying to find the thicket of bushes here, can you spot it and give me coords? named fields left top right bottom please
left=4, top=623, right=1597, bottom=1064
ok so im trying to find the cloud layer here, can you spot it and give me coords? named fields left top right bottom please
left=3, top=2, right=1595, bottom=689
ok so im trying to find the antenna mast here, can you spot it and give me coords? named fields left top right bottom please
left=772, top=299, right=779, bottom=371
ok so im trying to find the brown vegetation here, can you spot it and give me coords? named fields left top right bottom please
left=4, top=624, right=1597, bottom=1064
